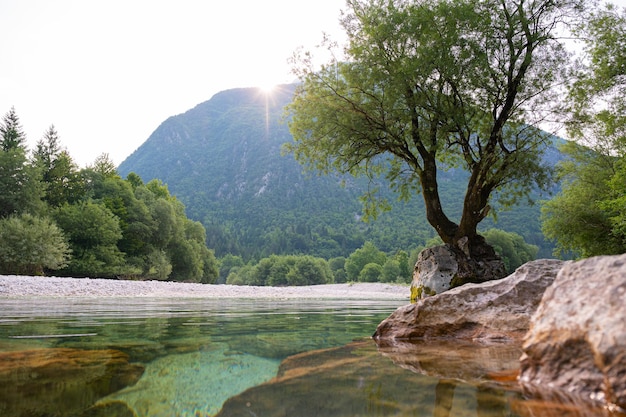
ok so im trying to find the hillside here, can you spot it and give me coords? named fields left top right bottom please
left=118, top=84, right=559, bottom=259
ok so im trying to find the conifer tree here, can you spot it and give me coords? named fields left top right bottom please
left=0, top=107, right=26, bottom=151
left=0, top=108, right=43, bottom=217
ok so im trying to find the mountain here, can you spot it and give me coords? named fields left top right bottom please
left=118, top=84, right=559, bottom=259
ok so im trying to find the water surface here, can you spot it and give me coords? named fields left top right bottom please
left=0, top=297, right=620, bottom=417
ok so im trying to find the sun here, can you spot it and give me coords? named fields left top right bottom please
left=257, top=82, right=277, bottom=94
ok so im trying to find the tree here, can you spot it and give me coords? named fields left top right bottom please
left=542, top=4, right=626, bottom=257
left=482, top=228, right=538, bottom=273
left=0, top=214, right=70, bottom=275
left=344, top=241, right=386, bottom=281
left=359, top=262, right=383, bottom=282
left=286, top=0, right=579, bottom=285
left=218, top=254, right=245, bottom=284
left=91, top=153, right=119, bottom=178
left=0, top=107, right=26, bottom=151
left=33, top=126, right=84, bottom=207
left=0, top=108, right=44, bottom=217
left=328, top=256, right=347, bottom=283
left=54, top=201, right=126, bottom=277
left=381, top=259, right=401, bottom=283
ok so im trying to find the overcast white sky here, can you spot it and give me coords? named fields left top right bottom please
left=1, top=0, right=624, bottom=167
left=0, top=0, right=346, bottom=166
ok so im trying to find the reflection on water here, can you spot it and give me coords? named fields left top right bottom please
left=0, top=297, right=622, bottom=417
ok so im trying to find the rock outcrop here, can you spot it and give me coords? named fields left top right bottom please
left=374, top=259, right=565, bottom=341
left=519, top=254, right=626, bottom=411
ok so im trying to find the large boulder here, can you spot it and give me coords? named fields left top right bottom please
left=519, top=254, right=626, bottom=411
left=410, top=245, right=459, bottom=300
left=374, top=259, right=565, bottom=342
left=410, top=243, right=507, bottom=301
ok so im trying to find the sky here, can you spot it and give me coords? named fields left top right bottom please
left=1, top=1, right=625, bottom=168
left=0, top=0, right=346, bottom=166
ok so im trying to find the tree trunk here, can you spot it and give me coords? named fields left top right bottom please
left=419, top=160, right=506, bottom=288
left=419, top=154, right=458, bottom=243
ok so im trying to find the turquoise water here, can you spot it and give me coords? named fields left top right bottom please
left=0, top=297, right=617, bottom=417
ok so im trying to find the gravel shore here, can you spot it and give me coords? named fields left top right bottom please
left=0, top=275, right=410, bottom=300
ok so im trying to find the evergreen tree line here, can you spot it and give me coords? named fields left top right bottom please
left=0, top=108, right=218, bottom=282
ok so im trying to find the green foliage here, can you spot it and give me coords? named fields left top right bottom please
left=0, top=214, right=70, bottom=275
left=0, top=147, right=44, bottom=217
left=542, top=4, right=626, bottom=258
left=0, top=109, right=45, bottom=217
left=225, top=254, right=332, bottom=286
left=344, top=242, right=387, bottom=282
left=0, top=106, right=218, bottom=281
left=33, top=127, right=85, bottom=207
left=359, top=263, right=383, bottom=283
left=482, top=229, right=538, bottom=274
left=390, top=250, right=411, bottom=283
left=218, top=254, right=245, bottom=284
left=542, top=142, right=625, bottom=257
left=380, top=260, right=401, bottom=283
left=54, top=201, right=126, bottom=277
left=0, top=107, right=26, bottom=151
left=328, top=257, right=347, bottom=283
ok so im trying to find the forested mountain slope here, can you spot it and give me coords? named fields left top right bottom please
left=119, top=84, right=560, bottom=259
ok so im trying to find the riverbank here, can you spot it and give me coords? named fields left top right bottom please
left=0, top=275, right=410, bottom=299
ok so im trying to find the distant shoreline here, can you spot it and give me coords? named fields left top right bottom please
left=0, top=275, right=410, bottom=300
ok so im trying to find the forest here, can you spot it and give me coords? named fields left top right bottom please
left=0, top=106, right=539, bottom=284
left=0, top=112, right=218, bottom=282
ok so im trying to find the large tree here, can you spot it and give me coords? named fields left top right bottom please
left=542, top=3, right=626, bottom=257
left=286, top=0, right=580, bottom=284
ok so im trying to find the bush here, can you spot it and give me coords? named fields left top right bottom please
left=0, top=214, right=70, bottom=275
left=345, top=242, right=386, bottom=281
left=359, top=263, right=384, bottom=282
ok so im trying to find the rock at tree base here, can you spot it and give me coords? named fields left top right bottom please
left=374, top=259, right=565, bottom=342
left=410, top=243, right=507, bottom=302
left=411, top=245, right=459, bottom=299
left=519, top=254, right=626, bottom=411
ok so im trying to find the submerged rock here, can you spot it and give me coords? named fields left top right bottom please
left=375, top=338, right=522, bottom=383
left=215, top=339, right=522, bottom=417
left=519, top=254, right=626, bottom=411
left=374, top=259, right=564, bottom=341
left=0, top=348, right=144, bottom=417
left=99, top=344, right=280, bottom=417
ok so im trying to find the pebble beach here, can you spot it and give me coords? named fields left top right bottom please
left=0, top=275, right=410, bottom=300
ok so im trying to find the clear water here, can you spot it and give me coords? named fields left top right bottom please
left=0, top=297, right=619, bottom=417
